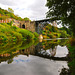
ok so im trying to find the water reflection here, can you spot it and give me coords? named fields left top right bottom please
left=0, top=39, right=68, bottom=63
left=0, top=39, right=69, bottom=75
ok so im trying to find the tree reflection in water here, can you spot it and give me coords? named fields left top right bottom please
left=60, top=68, right=70, bottom=75
left=0, top=39, right=68, bottom=64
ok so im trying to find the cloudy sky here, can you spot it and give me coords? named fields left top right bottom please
left=0, top=0, right=48, bottom=21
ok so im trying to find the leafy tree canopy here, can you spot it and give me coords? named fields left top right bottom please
left=23, top=17, right=31, bottom=21
left=46, top=0, right=75, bottom=36
left=0, top=8, right=30, bottom=21
left=8, top=8, right=14, bottom=13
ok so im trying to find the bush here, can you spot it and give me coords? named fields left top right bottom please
left=53, top=33, right=61, bottom=38
left=47, top=33, right=54, bottom=38
left=67, top=44, right=75, bottom=75
left=0, top=23, right=38, bottom=43
left=12, top=26, right=18, bottom=30
left=60, top=30, right=67, bottom=38
left=42, top=31, right=45, bottom=35
left=52, top=26, right=56, bottom=32
left=69, top=37, right=75, bottom=46
left=43, top=35, right=47, bottom=39
left=0, top=33, right=8, bottom=42
left=17, top=29, right=34, bottom=40
left=11, top=31, right=23, bottom=41
left=49, top=27, right=52, bottom=32
left=34, top=32, right=39, bottom=38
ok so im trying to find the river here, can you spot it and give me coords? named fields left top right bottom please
left=0, top=38, right=69, bottom=75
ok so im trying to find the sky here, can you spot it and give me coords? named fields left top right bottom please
left=0, top=0, right=48, bottom=21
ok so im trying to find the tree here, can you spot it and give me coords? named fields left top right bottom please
left=23, top=17, right=31, bottom=21
left=8, top=8, right=14, bottom=13
left=46, top=0, right=75, bottom=36
left=0, top=16, right=9, bottom=20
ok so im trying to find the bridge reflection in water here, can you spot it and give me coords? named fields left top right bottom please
left=0, top=39, right=68, bottom=64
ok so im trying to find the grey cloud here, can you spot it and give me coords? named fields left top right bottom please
left=29, top=0, right=47, bottom=12
left=0, top=0, right=16, bottom=6
left=0, top=0, right=48, bottom=20
left=28, top=0, right=48, bottom=20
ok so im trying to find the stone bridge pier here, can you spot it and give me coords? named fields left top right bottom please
left=19, top=20, right=36, bottom=32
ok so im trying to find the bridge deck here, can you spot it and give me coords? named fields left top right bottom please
left=35, top=19, right=51, bottom=22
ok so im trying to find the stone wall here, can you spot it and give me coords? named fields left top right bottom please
left=0, top=18, right=11, bottom=23
left=0, top=14, right=36, bottom=32
left=0, top=14, right=12, bottom=23
left=20, top=20, right=36, bottom=32
left=30, top=21, right=36, bottom=32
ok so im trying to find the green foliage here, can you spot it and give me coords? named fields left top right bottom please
left=17, top=29, right=34, bottom=40
left=11, top=31, right=23, bottom=41
left=52, top=26, right=57, bottom=32
left=23, top=17, right=31, bottom=21
left=0, top=33, right=7, bottom=42
left=42, top=31, right=45, bottom=35
left=42, top=23, right=69, bottom=39
left=7, top=21, right=13, bottom=26
left=0, top=16, right=9, bottom=20
left=8, top=8, right=14, bottom=13
left=69, top=38, right=75, bottom=46
left=11, top=26, right=18, bottom=30
left=0, top=23, right=38, bottom=43
left=34, top=32, right=39, bottom=38
left=10, top=21, right=13, bottom=26
left=0, top=8, right=23, bottom=21
left=47, top=33, right=54, bottom=38
left=0, top=38, right=39, bottom=64
left=42, top=39, right=68, bottom=50
left=60, top=30, right=68, bottom=38
left=46, top=0, right=75, bottom=36
left=67, top=43, right=75, bottom=75
left=59, top=27, right=72, bottom=36
left=49, top=27, right=52, bottom=32
left=53, top=33, right=61, bottom=38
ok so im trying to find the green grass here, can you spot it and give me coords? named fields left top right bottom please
left=0, top=23, right=39, bottom=43
left=67, top=43, right=75, bottom=75
left=42, top=23, right=70, bottom=39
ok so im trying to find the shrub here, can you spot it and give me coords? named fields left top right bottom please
left=53, top=33, right=58, bottom=38
left=58, top=33, right=61, bottom=38
left=34, top=32, right=39, bottom=38
left=43, top=35, right=47, bottom=39
left=17, top=29, right=34, bottom=40
left=11, top=31, right=23, bottom=41
left=0, top=23, right=37, bottom=43
left=12, top=26, right=18, bottom=30
left=60, top=30, right=67, bottom=38
left=42, top=31, right=45, bottom=35
left=47, top=33, right=54, bottom=38
left=53, top=33, right=61, bottom=38
left=49, top=27, right=52, bottom=32
left=69, top=37, right=75, bottom=46
left=0, top=33, right=8, bottom=42
left=45, top=26, right=49, bottom=30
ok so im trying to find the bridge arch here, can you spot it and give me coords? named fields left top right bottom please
left=22, top=24, right=25, bottom=28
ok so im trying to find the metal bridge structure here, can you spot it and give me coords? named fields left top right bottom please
left=35, top=18, right=57, bottom=34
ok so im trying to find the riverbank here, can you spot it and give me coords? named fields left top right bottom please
left=42, top=23, right=70, bottom=39
left=67, top=43, right=75, bottom=75
left=0, top=23, right=39, bottom=43
left=67, top=37, right=75, bottom=75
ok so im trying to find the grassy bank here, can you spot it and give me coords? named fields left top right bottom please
left=42, top=24, right=70, bottom=39
left=0, top=39, right=39, bottom=64
left=67, top=38, right=75, bottom=75
left=0, top=23, right=39, bottom=43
